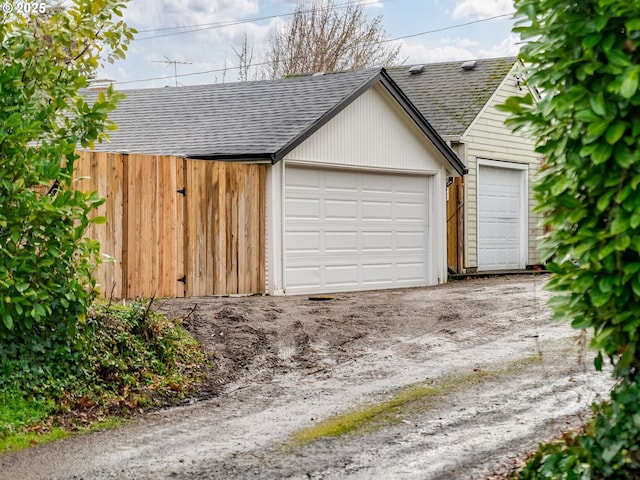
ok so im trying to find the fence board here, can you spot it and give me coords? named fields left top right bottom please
left=446, top=177, right=464, bottom=273
left=75, top=152, right=265, bottom=298
left=74, top=151, right=124, bottom=299
left=184, top=160, right=265, bottom=296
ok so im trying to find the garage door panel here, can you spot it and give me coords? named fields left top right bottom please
left=362, top=200, right=393, bottom=220
left=397, top=261, right=428, bottom=282
left=397, top=202, right=427, bottom=221
left=286, top=231, right=321, bottom=254
left=361, top=174, right=393, bottom=194
left=325, top=265, right=359, bottom=287
left=286, top=198, right=320, bottom=220
left=285, top=167, right=431, bottom=294
left=362, top=231, right=393, bottom=251
left=325, top=231, right=358, bottom=252
left=287, top=168, right=321, bottom=190
left=325, top=199, right=358, bottom=220
left=286, top=265, right=321, bottom=289
left=362, top=263, right=394, bottom=284
left=478, top=164, right=525, bottom=271
left=397, top=231, right=427, bottom=251
left=324, top=174, right=359, bottom=192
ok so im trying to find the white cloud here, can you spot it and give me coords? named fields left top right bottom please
left=125, top=0, right=260, bottom=29
left=477, top=33, right=521, bottom=58
left=452, top=0, right=514, bottom=20
left=437, top=37, right=478, bottom=48
left=398, top=40, right=474, bottom=65
left=100, top=0, right=280, bottom=86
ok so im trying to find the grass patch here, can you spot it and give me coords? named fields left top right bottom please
left=0, top=417, right=125, bottom=454
left=0, top=300, right=206, bottom=452
left=286, top=355, right=542, bottom=450
left=0, top=428, right=70, bottom=454
left=0, top=392, right=56, bottom=437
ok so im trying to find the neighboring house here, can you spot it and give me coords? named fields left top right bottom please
left=79, top=68, right=465, bottom=298
left=387, top=58, right=543, bottom=273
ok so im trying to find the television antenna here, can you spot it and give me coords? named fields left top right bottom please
left=152, top=56, right=192, bottom=86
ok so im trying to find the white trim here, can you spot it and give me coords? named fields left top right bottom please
left=285, top=158, right=440, bottom=176
left=476, top=158, right=528, bottom=270
left=479, top=158, right=529, bottom=170
left=432, top=168, right=447, bottom=283
left=280, top=162, right=287, bottom=294
left=266, top=161, right=286, bottom=295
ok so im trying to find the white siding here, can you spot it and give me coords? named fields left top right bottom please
left=266, top=83, right=451, bottom=293
left=286, top=84, right=445, bottom=173
left=462, top=73, right=543, bottom=269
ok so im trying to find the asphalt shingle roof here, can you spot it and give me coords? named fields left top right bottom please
left=386, top=57, right=518, bottom=137
left=87, top=68, right=381, bottom=159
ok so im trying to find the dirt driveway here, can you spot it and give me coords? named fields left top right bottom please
left=0, top=275, right=615, bottom=479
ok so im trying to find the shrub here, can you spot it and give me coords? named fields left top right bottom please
left=518, top=380, right=640, bottom=479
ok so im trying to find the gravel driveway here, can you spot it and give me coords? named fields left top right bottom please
left=0, top=275, right=615, bottom=479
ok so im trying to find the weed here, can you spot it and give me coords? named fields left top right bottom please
left=285, top=355, right=542, bottom=450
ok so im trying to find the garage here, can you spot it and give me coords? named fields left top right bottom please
left=284, top=166, right=432, bottom=294
left=477, top=161, right=527, bottom=270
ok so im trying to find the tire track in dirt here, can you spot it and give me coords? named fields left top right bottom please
left=0, top=275, right=615, bottom=480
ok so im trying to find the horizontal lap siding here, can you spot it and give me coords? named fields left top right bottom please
left=463, top=77, right=543, bottom=268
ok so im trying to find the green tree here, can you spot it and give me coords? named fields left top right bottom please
left=502, top=0, right=640, bottom=380
left=0, top=1, right=134, bottom=356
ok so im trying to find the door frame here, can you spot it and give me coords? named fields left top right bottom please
left=271, top=162, right=441, bottom=294
left=476, top=158, right=528, bottom=270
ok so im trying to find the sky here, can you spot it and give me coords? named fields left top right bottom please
left=97, top=0, right=520, bottom=89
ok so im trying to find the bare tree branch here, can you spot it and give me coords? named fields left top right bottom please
left=264, top=0, right=401, bottom=79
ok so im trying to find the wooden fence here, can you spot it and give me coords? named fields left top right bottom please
left=447, top=177, right=464, bottom=273
left=75, top=151, right=266, bottom=299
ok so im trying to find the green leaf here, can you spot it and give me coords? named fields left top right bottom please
left=594, top=351, right=603, bottom=371
left=626, top=18, right=640, bottom=31
left=2, top=313, right=13, bottom=330
left=620, top=68, right=639, bottom=99
left=589, top=93, right=607, bottom=116
left=582, top=33, right=603, bottom=51
left=605, top=48, right=632, bottom=68
left=602, top=442, right=624, bottom=463
left=614, top=144, right=636, bottom=169
left=591, top=288, right=612, bottom=308
left=598, top=276, right=615, bottom=293
left=91, top=216, right=107, bottom=225
left=587, top=120, right=610, bottom=138
left=605, top=123, right=626, bottom=144
left=592, top=143, right=613, bottom=164
left=576, top=109, right=602, bottom=123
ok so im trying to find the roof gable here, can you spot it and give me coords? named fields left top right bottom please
left=386, top=57, right=518, bottom=137
left=86, top=67, right=465, bottom=175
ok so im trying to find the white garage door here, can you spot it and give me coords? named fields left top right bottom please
left=284, top=167, right=431, bottom=294
left=478, top=164, right=525, bottom=270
